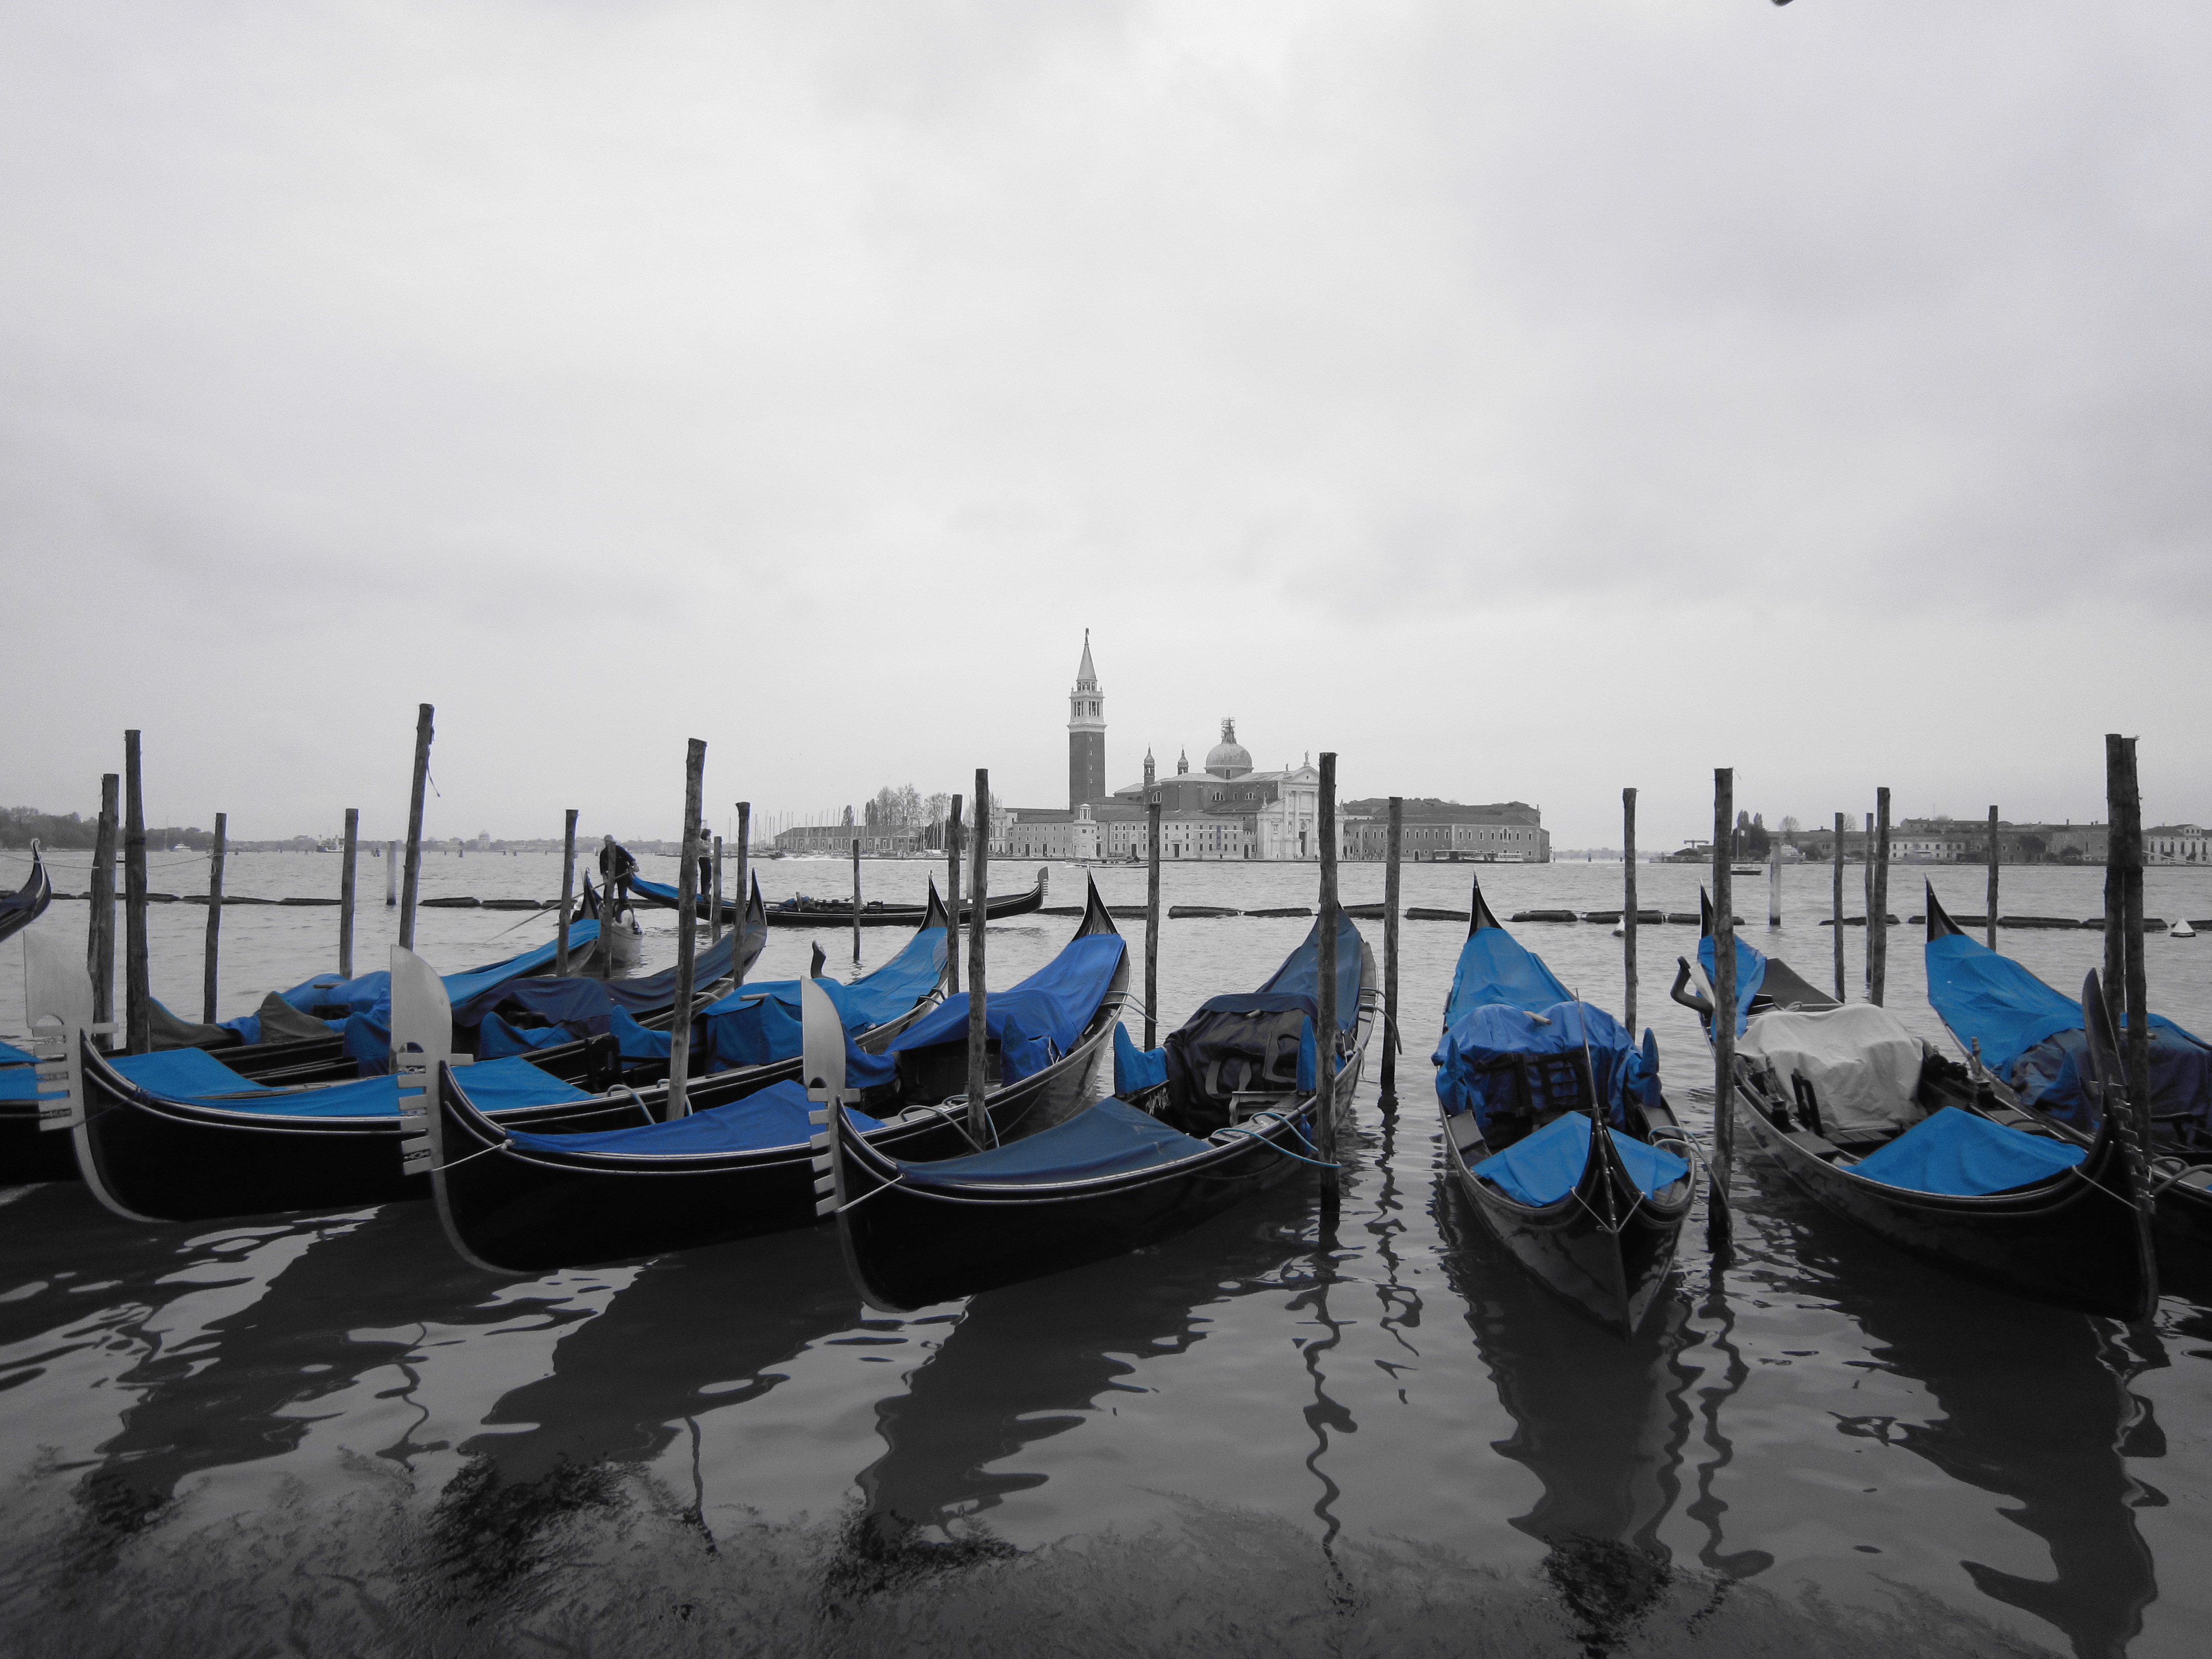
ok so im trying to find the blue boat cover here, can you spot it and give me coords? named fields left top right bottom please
left=1, top=1064, right=54, bottom=1102
left=477, top=1006, right=673, bottom=1064
left=1471, top=1111, right=1690, bottom=1207
left=506, top=1077, right=882, bottom=1157
left=1256, top=911, right=1364, bottom=1031
left=696, top=925, right=945, bottom=1074
left=876, top=933, right=1124, bottom=1085
left=1847, top=1105, right=2086, bottom=1196
left=104, top=1050, right=587, bottom=1119
left=1925, top=931, right=2210, bottom=1129
left=898, top=1097, right=1210, bottom=1184
left=1, top=1040, right=36, bottom=1067
left=1433, top=999, right=1647, bottom=1129
left=1695, top=933, right=1768, bottom=1037
left=261, top=922, right=604, bottom=1028
left=1114, top=1025, right=1170, bottom=1095
left=1443, top=925, right=1572, bottom=1028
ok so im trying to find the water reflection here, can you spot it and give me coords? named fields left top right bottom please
left=1756, top=1195, right=2159, bottom=1659
left=842, top=1187, right=1319, bottom=1586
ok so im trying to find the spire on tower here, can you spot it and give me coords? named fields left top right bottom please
left=1075, top=628, right=1098, bottom=690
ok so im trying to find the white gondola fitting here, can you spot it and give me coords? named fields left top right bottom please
left=23, top=932, right=112, bottom=1133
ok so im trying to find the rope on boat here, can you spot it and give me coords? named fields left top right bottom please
left=832, top=1173, right=907, bottom=1215
left=2148, top=1156, right=2212, bottom=1198
left=428, top=1137, right=515, bottom=1175
left=1212, top=1112, right=1341, bottom=1170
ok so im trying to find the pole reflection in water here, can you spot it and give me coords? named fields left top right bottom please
left=1759, top=1194, right=2161, bottom=1659
left=1435, top=1175, right=1765, bottom=1653
left=841, top=1187, right=1321, bottom=1588
left=443, top=1228, right=863, bottom=1593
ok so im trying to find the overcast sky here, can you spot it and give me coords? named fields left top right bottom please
left=6, top=1, right=2206, bottom=851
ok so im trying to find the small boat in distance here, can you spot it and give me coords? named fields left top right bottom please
left=1432, top=877, right=1695, bottom=1335
left=628, top=867, right=1051, bottom=928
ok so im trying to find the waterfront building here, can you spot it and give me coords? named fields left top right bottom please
left=1340, top=799, right=1550, bottom=863
left=2147, top=824, right=2207, bottom=864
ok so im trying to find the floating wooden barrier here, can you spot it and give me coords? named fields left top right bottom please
left=1819, top=914, right=1900, bottom=926
left=421, top=896, right=481, bottom=908
left=1582, top=909, right=1663, bottom=924
left=280, top=897, right=339, bottom=907
left=1344, top=902, right=1387, bottom=920
left=1168, top=904, right=1240, bottom=918
left=482, top=899, right=546, bottom=911
left=1664, top=911, right=1704, bottom=925
left=1406, top=906, right=1469, bottom=922
left=1246, top=906, right=1312, bottom=918
left=1510, top=909, right=1578, bottom=923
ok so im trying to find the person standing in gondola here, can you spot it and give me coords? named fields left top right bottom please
left=599, top=835, right=637, bottom=911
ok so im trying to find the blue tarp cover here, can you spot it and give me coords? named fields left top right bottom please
left=1847, top=1105, right=2086, bottom=1196
left=1114, top=1025, right=1169, bottom=1095
left=1443, top=926, right=1572, bottom=1028
left=2, top=1040, right=38, bottom=1067
left=1696, top=934, right=1768, bottom=1037
left=104, top=1050, right=586, bottom=1119
left=270, top=921, right=602, bottom=1019
left=1433, top=999, right=1645, bottom=1129
left=1257, top=912, right=1364, bottom=1032
left=1925, top=931, right=2210, bottom=1129
left=878, top=933, right=1123, bottom=1084
left=697, top=925, right=945, bottom=1074
left=506, top=1077, right=881, bottom=1157
left=1471, top=1111, right=1690, bottom=1207
left=2, top=1065, right=53, bottom=1102
left=477, top=1006, right=672, bottom=1064
left=898, top=1097, right=1210, bottom=1184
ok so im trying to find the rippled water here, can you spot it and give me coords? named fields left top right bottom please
left=2, top=847, right=2208, bottom=1657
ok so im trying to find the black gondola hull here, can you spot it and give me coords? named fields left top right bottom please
left=1735, top=1082, right=2156, bottom=1321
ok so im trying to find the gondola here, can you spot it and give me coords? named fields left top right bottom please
left=628, top=866, right=1050, bottom=928
left=424, top=879, right=1124, bottom=1273
left=1431, top=877, right=1694, bottom=1335
left=50, top=883, right=796, bottom=1223
left=1923, top=885, right=2212, bottom=1290
left=1672, top=902, right=2157, bottom=1321
left=818, top=904, right=1374, bottom=1313
left=0, top=841, right=53, bottom=945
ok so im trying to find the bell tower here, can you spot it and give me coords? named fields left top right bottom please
left=1068, top=630, right=1106, bottom=809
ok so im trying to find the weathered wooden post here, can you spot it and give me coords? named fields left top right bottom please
left=1831, top=811, right=1846, bottom=1002
left=89, top=773, right=117, bottom=1048
left=1379, top=795, right=1403, bottom=1104
left=1709, top=767, right=1735, bottom=1254
left=1985, top=804, right=2001, bottom=952
left=945, top=794, right=963, bottom=995
left=850, top=836, right=863, bottom=966
left=1144, top=799, right=1162, bottom=1050
left=1861, top=812, right=1873, bottom=986
left=1869, top=787, right=1891, bottom=1007
left=398, top=703, right=434, bottom=951
left=385, top=840, right=398, bottom=906
left=1768, top=841, right=1781, bottom=929
left=2105, top=735, right=2151, bottom=1137
left=201, top=813, right=226, bottom=1023
left=123, top=730, right=150, bottom=1055
left=1315, top=754, right=1342, bottom=1228
left=710, top=835, right=725, bottom=946
left=667, top=738, right=707, bottom=1119
left=555, top=810, right=578, bottom=976
left=966, top=769, right=990, bottom=1139
left=733, top=802, right=752, bottom=953
left=1622, top=789, right=1638, bottom=1034
left=339, top=808, right=359, bottom=980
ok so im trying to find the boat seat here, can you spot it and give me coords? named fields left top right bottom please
left=1785, top=1129, right=1842, bottom=1160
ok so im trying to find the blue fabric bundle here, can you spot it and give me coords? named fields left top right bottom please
left=1114, top=1025, right=1169, bottom=1095
left=880, top=933, right=1124, bottom=1084
left=1848, top=1107, right=2086, bottom=1196
left=1255, top=911, right=1365, bottom=1032
left=507, top=1077, right=881, bottom=1157
left=1443, top=928, right=1572, bottom=1028
left=696, top=926, right=946, bottom=1074
left=1695, top=934, right=1768, bottom=1037
left=1432, top=999, right=1645, bottom=1129
left=897, top=1098, right=1208, bottom=1184
left=2, top=1039, right=38, bottom=1067
left=103, top=1049, right=587, bottom=1119
left=1470, top=1111, right=1690, bottom=1207
left=476, top=1006, right=672, bottom=1064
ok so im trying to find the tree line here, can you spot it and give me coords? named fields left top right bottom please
left=2, top=806, right=220, bottom=852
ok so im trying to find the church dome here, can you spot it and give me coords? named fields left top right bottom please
left=1204, top=718, right=1253, bottom=779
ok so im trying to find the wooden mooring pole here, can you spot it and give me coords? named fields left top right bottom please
left=1768, top=841, right=1781, bottom=929
left=667, top=739, right=707, bottom=1119
left=967, top=770, right=990, bottom=1140
left=1986, top=805, right=2001, bottom=952
left=710, top=835, right=725, bottom=946
left=1861, top=812, right=1873, bottom=986
left=1708, top=767, right=1736, bottom=1256
left=339, top=808, right=359, bottom=980
left=733, top=802, right=752, bottom=972
left=1869, top=788, right=1891, bottom=1006
left=398, top=704, right=434, bottom=951
left=1831, top=811, right=1845, bottom=1003
left=2105, top=735, right=2152, bottom=1141
left=1316, top=753, right=1342, bottom=1227
left=851, top=836, right=862, bottom=966
left=201, top=812, right=226, bottom=1023
left=555, top=810, right=578, bottom=976
left=89, top=773, right=117, bottom=1048
left=1621, top=789, right=1638, bottom=1035
left=123, top=730, right=150, bottom=1055
left=385, top=841, right=398, bottom=906
left=1144, top=799, right=1162, bottom=1050
left=945, top=795, right=962, bottom=995
left=1379, top=795, right=1403, bottom=1104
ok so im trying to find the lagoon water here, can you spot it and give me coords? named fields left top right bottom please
left=3, top=846, right=2209, bottom=1656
